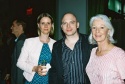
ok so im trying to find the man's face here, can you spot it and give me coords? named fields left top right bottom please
left=61, top=13, right=79, bottom=36
left=11, top=20, right=20, bottom=36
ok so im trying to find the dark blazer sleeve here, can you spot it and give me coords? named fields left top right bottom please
left=49, top=43, right=58, bottom=84
left=81, top=34, right=96, bottom=84
left=15, top=34, right=26, bottom=84
left=49, top=40, right=64, bottom=84
left=16, top=40, right=25, bottom=83
left=15, top=40, right=24, bottom=62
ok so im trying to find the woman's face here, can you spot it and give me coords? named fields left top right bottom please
left=38, top=17, right=52, bottom=35
left=91, top=18, right=109, bottom=43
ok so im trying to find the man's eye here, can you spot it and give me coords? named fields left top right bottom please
left=70, top=21, right=75, bottom=24
left=40, top=23, right=44, bottom=25
left=62, top=22, right=66, bottom=25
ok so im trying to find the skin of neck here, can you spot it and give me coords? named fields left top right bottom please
left=39, top=33, right=50, bottom=42
left=65, top=32, right=79, bottom=43
left=97, top=40, right=112, bottom=51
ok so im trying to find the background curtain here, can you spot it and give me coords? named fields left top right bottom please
left=112, top=19, right=125, bottom=50
left=87, top=0, right=106, bottom=33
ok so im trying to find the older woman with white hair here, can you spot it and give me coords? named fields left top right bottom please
left=86, top=14, right=125, bottom=84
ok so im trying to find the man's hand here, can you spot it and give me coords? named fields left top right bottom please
left=4, top=74, right=10, bottom=80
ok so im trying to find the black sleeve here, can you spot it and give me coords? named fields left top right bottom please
left=49, top=43, right=58, bottom=84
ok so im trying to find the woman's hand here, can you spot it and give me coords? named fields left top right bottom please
left=33, top=65, right=48, bottom=76
left=38, top=65, right=48, bottom=76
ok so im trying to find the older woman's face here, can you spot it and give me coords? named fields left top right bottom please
left=91, top=18, right=109, bottom=43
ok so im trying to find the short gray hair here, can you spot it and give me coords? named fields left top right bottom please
left=89, top=14, right=116, bottom=44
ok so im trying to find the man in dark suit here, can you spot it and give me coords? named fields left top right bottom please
left=11, top=19, right=27, bottom=84
left=49, top=13, right=95, bottom=84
